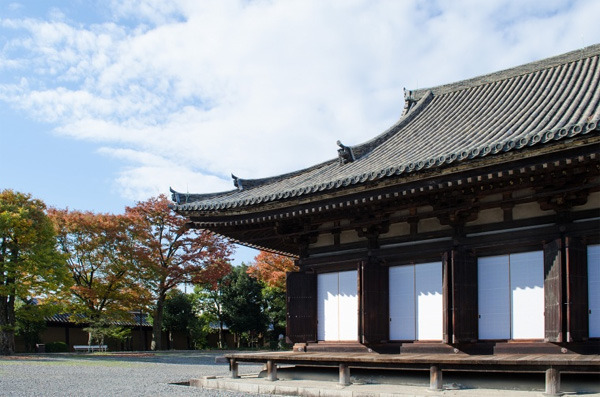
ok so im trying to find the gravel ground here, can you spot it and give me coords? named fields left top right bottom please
left=2, top=352, right=599, bottom=396
left=0, top=351, right=264, bottom=397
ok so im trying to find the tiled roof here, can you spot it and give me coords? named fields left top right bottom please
left=46, top=312, right=151, bottom=327
left=172, top=44, right=600, bottom=212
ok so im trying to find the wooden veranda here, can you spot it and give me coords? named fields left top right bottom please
left=225, top=351, right=600, bottom=396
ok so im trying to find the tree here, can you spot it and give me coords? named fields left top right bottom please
left=15, top=298, right=49, bottom=353
left=0, top=190, right=69, bottom=355
left=83, top=318, right=131, bottom=347
left=247, top=251, right=296, bottom=347
left=163, top=290, right=203, bottom=349
left=247, top=251, right=297, bottom=290
left=191, top=274, right=230, bottom=348
left=126, top=195, right=233, bottom=350
left=221, top=265, right=267, bottom=347
left=261, top=285, right=287, bottom=344
left=49, top=208, right=148, bottom=344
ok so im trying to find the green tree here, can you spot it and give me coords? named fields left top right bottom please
left=14, top=298, right=48, bottom=353
left=83, top=317, right=131, bottom=347
left=221, top=265, right=267, bottom=347
left=0, top=190, right=69, bottom=355
left=192, top=275, right=230, bottom=348
left=163, top=290, right=202, bottom=349
left=261, top=285, right=287, bottom=346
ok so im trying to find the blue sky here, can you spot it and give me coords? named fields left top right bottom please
left=2, top=0, right=600, bottom=265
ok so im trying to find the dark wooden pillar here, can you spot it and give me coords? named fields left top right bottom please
left=443, top=252, right=451, bottom=344
left=360, top=258, right=389, bottom=344
left=544, top=239, right=564, bottom=342
left=565, top=237, right=589, bottom=342
left=444, top=248, right=478, bottom=344
left=544, top=236, right=590, bottom=343
left=286, top=271, right=317, bottom=344
left=64, top=326, right=70, bottom=347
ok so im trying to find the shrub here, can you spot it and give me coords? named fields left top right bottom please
left=45, top=342, right=68, bottom=353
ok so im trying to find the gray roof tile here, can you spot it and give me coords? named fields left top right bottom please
left=46, top=312, right=151, bottom=327
left=173, top=45, right=600, bottom=212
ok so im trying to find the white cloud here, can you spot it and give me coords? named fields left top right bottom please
left=8, top=3, right=22, bottom=12
left=1, top=0, right=600, bottom=199
left=98, top=146, right=232, bottom=201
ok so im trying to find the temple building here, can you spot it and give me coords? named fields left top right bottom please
left=173, top=45, right=600, bottom=392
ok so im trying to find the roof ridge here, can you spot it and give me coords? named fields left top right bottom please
left=411, top=43, right=600, bottom=100
left=231, top=159, right=338, bottom=190
left=170, top=187, right=237, bottom=204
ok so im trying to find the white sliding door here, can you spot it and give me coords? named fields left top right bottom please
left=389, top=261, right=442, bottom=341
left=317, top=270, right=357, bottom=341
left=415, top=262, right=443, bottom=340
left=478, top=255, right=510, bottom=339
left=589, top=245, right=600, bottom=337
left=389, top=265, right=415, bottom=340
left=510, top=251, right=544, bottom=339
left=317, top=272, right=339, bottom=341
left=338, top=271, right=359, bottom=341
left=478, top=250, right=543, bottom=340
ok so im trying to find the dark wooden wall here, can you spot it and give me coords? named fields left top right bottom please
left=286, top=232, right=597, bottom=349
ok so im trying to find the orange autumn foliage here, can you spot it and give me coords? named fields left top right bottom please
left=48, top=208, right=149, bottom=322
left=247, top=251, right=297, bottom=290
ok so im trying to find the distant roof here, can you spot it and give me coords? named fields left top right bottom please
left=172, top=44, right=600, bottom=213
left=46, top=312, right=151, bottom=327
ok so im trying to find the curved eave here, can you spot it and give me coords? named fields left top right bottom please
left=173, top=124, right=599, bottom=214
left=177, top=136, right=600, bottom=222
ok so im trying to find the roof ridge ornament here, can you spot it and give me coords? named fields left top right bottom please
left=403, top=87, right=417, bottom=115
left=170, top=187, right=192, bottom=204
left=232, top=174, right=243, bottom=190
left=337, top=140, right=355, bottom=165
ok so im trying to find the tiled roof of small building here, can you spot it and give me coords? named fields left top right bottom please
left=46, top=312, right=151, bottom=327
left=172, top=44, right=600, bottom=212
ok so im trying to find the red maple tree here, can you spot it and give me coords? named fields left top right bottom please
left=126, top=194, right=234, bottom=350
left=247, top=251, right=297, bottom=290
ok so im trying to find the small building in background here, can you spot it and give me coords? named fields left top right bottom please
left=14, top=312, right=153, bottom=352
left=15, top=312, right=236, bottom=352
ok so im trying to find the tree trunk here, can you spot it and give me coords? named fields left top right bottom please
left=151, top=293, right=166, bottom=351
left=0, top=329, right=14, bottom=355
left=218, top=320, right=224, bottom=349
left=0, top=296, right=15, bottom=355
